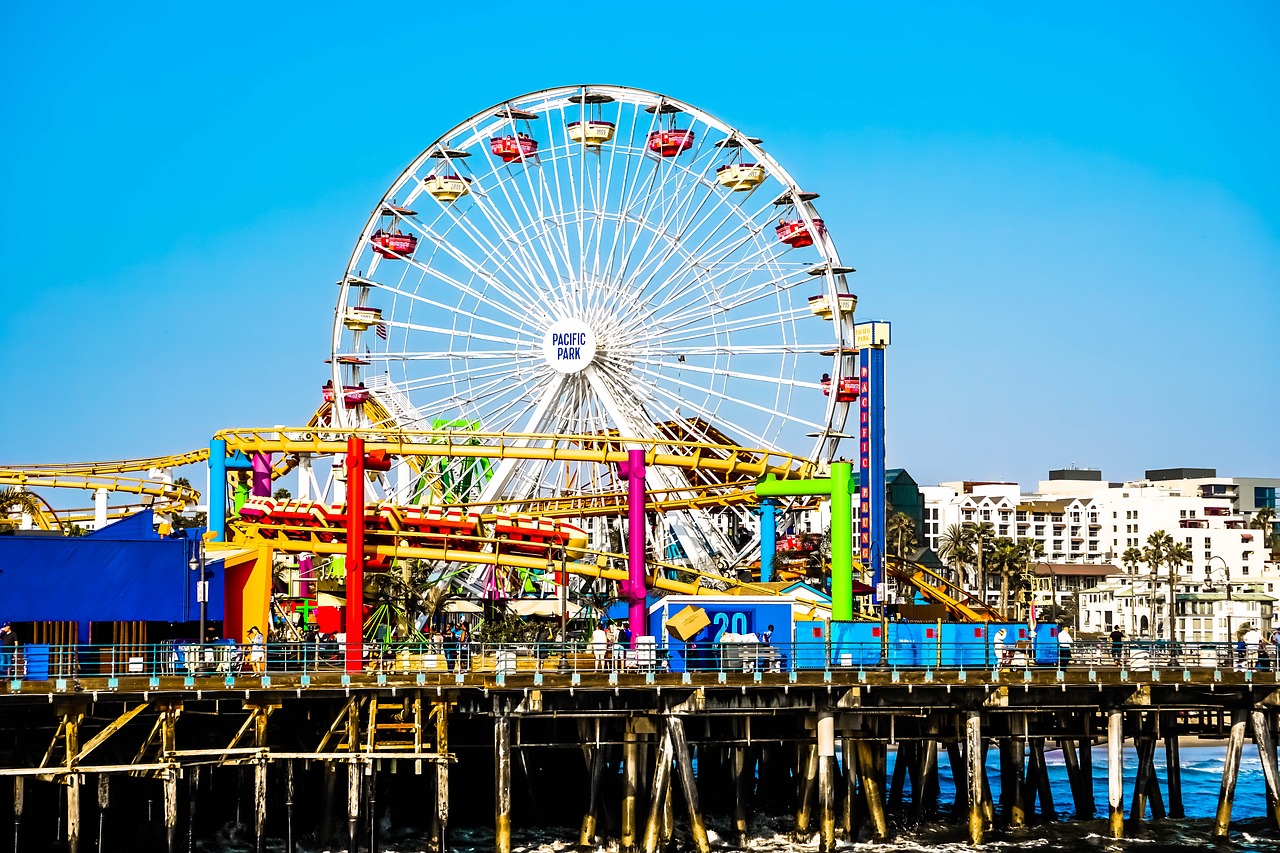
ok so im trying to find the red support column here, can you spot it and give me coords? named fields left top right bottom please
left=345, top=435, right=365, bottom=673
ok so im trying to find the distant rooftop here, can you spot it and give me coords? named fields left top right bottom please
left=1146, top=467, right=1216, bottom=481
left=1049, top=468, right=1102, bottom=481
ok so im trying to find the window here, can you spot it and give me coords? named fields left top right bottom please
left=1255, top=486, right=1277, bottom=509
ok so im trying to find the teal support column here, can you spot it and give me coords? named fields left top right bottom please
left=759, top=500, right=777, bottom=583
left=208, top=439, right=228, bottom=541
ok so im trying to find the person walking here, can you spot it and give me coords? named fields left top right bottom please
left=443, top=622, right=458, bottom=673
left=248, top=626, right=266, bottom=674
left=1244, top=624, right=1262, bottom=670
left=0, top=623, right=17, bottom=678
left=591, top=622, right=608, bottom=672
left=458, top=623, right=471, bottom=672
left=1057, top=625, right=1074, bottom=667
left=1109, top=626, right=1124, bottom=665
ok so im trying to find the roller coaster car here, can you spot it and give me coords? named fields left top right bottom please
left=494, top=513, right=567, bottom=556
left=370, top=229, right=418, bottom=258
left=393, top=506, right=481, bottom=549
left=490, top=133, right=538, bottom=163
left=776, top=218, right=825, bottom=248
left=776, top=535, right=816, bottom=553
left=245, top=499, right=332, bottom=542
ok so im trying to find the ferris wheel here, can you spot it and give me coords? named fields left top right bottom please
left=331, top=85, right=859, bottom=569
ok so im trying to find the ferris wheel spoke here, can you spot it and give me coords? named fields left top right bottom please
left=632, top=362, right=822, bottom=433
left=648, top=306, right=813, bottom=345
left=643, top=259, right=810, bottom=336
left=369, top=283, right=533, bottom=338
left=426, top=194, right=558, bottom=309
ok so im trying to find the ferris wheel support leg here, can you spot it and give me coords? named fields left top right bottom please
left=618, top=449, right=648, bottom=645
left=251, top=453, right=273, bottom=497
left=345, top=436, right=365, bottom=674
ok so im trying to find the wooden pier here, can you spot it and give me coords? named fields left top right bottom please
left=3, top=663, right=1280, bottom=851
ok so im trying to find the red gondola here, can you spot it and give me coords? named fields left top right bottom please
left=343, top=384, right=370, bottom=407
left=647, top=129, right=694, bottom=157
left=322, top=380, right=335, bottom=403
left=820, top=374, right=858, bottom=402
left=370, top=229, right=418, bottom=259
left=490, top=133, right=539, bottom=163
left=776, top=218, right=825, bottom=248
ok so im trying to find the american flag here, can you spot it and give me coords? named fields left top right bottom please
left=375, top=322, right=387, bottom=340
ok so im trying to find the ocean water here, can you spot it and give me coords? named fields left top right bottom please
left=195, top=746, right=1279, bottom=853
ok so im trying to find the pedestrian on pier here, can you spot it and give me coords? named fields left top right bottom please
left=248, top=626, right=266, bottom=674
left=1109, top=626, right=1124, bottom=665
left=1244, top=624, right=1262, bottom=670
left=1057, top=625, right=1073, bottom=667
left=443, top=622, right=458, bottom=672
left=0, top=623, right=16, bottom=678
left=592, top=622, right=608, bottom=671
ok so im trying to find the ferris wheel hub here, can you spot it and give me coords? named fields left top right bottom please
left=542, top=318, right=598, bottom=374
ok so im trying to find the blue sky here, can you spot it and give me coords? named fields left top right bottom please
left=1, top=1, right=1276, bottom=489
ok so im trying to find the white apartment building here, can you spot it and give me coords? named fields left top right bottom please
left=921, top=468, right=1278, bottom=640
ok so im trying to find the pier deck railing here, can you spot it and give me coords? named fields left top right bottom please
left=2, top=638, right=1275, bottom=683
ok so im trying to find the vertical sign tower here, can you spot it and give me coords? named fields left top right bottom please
left=856, top=321, right=891, bottom=605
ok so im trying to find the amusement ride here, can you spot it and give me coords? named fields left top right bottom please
left=2, top=85, right=994, bottom=661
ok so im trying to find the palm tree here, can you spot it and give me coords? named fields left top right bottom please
left=988, top=537, right=1025, bottom=619
left=937, top=524, right=972, bottom=584
left=970, top=522, right=996, bottom=606
left=1020, top=539, right=1047, bottom=617
left=1252, top=506, right=1278, bottom=557
left=1143, top=531, right=1174, bottom=638
left=887, top=512, right=919, bottom=561
left=1164, top=542, right=1192, bottom=642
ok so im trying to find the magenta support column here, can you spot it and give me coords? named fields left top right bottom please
left=250, top=452, right=272, bottom=497
left=299, top=555, right=313, bottom=598
left=618, top=449, right=647, bottom=645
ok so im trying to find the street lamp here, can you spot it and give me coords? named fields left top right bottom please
left=188, top=548, right=208, bottom=645
left=1035, top=561, right=1055, bottom=625
left=1203, top=555, right=1234, bottom=646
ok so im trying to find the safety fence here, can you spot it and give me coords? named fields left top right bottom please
left=1, top=639, right=1274, bottom=683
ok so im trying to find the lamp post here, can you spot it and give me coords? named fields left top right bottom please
left=188, top=547, right=208, bottom=645
left=1203, top=555, right=1234, bottom=646
left=1035, top=562, right=1055, bottom=625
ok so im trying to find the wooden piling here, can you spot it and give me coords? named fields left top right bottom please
left=369, top=761, right=380, bottom=853
left=348, top=760, right=362, bottom=853
left=1163, top=712, right=1184, bottom=819
left=1107, top=709, right=1124, bottom=838
left=622, top=725, right=639, bottom=853
left=13, top=776, right=23, bottom=851
left=1251, top=709, right=1280, bottom=830
left=255, top=709, right=268, bottom=853
left=965, top=711, right=984, bottom=845
left=1059, top=713, right=1091, bottom=820
left=580, top=737, right=607, bottom=848
left=436, top=758, right=450, bottom=853
left=668, top=715, right=711, bottom=853
left=495, top=712, right=512, bottom=853
left=914, top=738, right=938, bottom=819
left=1079, top=717, right=1096, bottom=817
left=946, top=740, right=968, bottom=821
left=96, top=774, right=107, bottom=853
left=888, top=741, right=909, bottom=814
left=854, top=738, right=888, bottom=839
left=795, top=741, right=817, bottom=837
left=841, top=737, right=857, bottom=836
left=1032, top=737, right=1055, bottom=820
left=731, top=739, right=749, bottom=846
left=67, top=773, right=81, bottom=853
left=1009, top=716, right=1027, bottom=828
left=1214, top=709, right=1247, bottom=837
left=642, top=730, right=673, bottom=853
left=285, top=762, right=295, bottom=853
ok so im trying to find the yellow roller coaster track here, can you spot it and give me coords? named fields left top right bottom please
left=886, top=556, right=1001, bottom=622
left=213, top=426, right=817, bottom=481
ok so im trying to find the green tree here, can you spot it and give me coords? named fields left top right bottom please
left=1164, top=541, right=1192, bottom=641
left=1143, top=530, right=1174, bottom=638
left=988, top=536, right=1025, bottom=619
left=1252, top=506, right=1278, bottom=556
left=969, top=522, right=996, bottom=606
left=887, top=512, right=919, bottom=560
left=937, top=524, right=973, bottom=584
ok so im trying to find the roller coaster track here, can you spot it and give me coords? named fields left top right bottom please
left=886, top=556, right=1001, bottom=622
